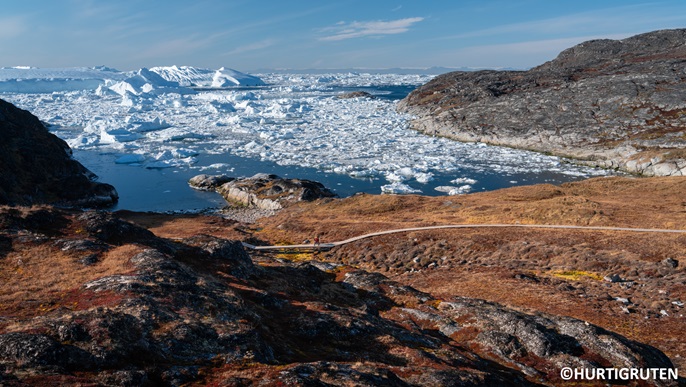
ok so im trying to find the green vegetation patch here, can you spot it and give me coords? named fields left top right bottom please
left=551, top=270, right=603, bottom=281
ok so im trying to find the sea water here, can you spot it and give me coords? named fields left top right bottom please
left=77, top=146, right=605, bottom=213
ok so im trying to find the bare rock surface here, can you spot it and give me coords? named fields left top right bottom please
left=190, top=173, right=337, bottom=211
left=398, top=29, right=686, bottom=176
left=0, top=98, right=118, bottom=207
left=337, top=90, right=376, bottom=99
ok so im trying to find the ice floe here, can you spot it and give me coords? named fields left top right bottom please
left=381, top=182, right=422, bottom=194
left=435, top=185, right=473, bottom=195
left=115, top=154, right=147, bottom=164
left=450, top=177, right=478, bottom=185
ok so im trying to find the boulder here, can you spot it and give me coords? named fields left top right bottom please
left=187, top=174, right=234, bottom=191
left=77, top=211, right=156, bottom=245
left=604, top=273, right=623, bottom=283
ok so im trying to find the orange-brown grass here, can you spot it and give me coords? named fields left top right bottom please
left=254, top=176, right=686, bottom=246
left=116, top=210, right=247, bottom=241
left=248, top=176, right=686, bottom=369
left=0, top=243, right=141, bottom=328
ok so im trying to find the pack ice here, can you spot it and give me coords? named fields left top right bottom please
left=1, top=66, right=608, bottom=195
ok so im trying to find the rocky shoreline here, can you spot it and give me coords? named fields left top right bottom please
left=218, top=206, right=277, bottom=223
left=398, top=29, right=686, bottom=176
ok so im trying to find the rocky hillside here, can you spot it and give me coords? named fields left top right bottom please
left=0, top=99, right=117, bottom=207
left=0, top=204, right=678, bottom=385
left=398, top=29, right=686, bottom=176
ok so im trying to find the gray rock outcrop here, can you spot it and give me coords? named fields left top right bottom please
left=189, top=173, right=337, bottom=210
left=0, top=98, right=118, bottom=206
left=398, top=28, right=686, bottom=176
left=337, top=91, right=376, bottom=99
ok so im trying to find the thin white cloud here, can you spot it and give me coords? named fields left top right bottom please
left=68, top=0, right=121, bottom=20
left=225, top=39, right=277, bottom=56
left=319, top=17, right=424, bottom=41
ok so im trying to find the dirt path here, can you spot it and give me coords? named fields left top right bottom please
left=241, top=223, right=686, bottom=251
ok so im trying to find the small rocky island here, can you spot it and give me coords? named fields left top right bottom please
left=189, top=173, right=337, bottom=210
left=399, top=29, right=686, bottom=176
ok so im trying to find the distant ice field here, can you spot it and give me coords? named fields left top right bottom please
left=1, top=67, right=613, bottom=212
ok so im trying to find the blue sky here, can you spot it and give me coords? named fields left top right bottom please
left=1, top=0, right=686, bottom=72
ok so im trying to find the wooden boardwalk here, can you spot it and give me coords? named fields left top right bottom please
left=241, top=223, right=686, bottom=252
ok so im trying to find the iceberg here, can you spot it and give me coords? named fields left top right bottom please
left=150, top=65, right=266, bottom=87
left=67, top=134, right=99, bottom=148
left=415, top=172, right=434, bottom=183
left=129, top=117, right=171, bottom=132
left=108, top=68, right=196, bottom=96
left=212, top=67, right=266, bottom=87
left=149, top=65, right=214, bottom=86
left=100, top=128, right=143, bottom=144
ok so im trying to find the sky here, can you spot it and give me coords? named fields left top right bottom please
left=1, top=0, right=686, bottom=72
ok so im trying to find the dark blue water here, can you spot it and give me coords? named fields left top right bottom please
left=76, top=148, right=594, bottom=213
left=339, top=85, right=420, bottom=100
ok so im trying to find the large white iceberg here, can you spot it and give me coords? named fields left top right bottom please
left=107, top=68, right=195, bottom=96
left=212, top=67, right=266, bottom=87
left=150, top=65, right=266, bottom=87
